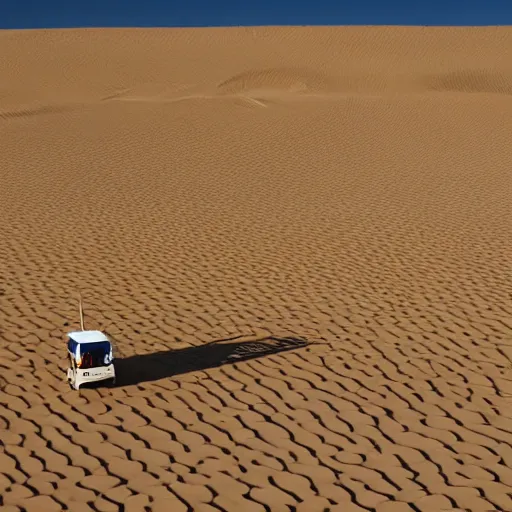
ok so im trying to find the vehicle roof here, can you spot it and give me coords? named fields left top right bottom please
left=67, top=330, right=110, bottom=344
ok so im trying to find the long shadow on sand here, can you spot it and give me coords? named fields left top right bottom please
left=113, top=335, right=310, bottom=387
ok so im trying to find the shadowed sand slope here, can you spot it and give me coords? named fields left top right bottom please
left=1, top=25, right=512, bottom=511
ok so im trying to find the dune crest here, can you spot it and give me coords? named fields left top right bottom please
left=216, top=67, right=331, bottom=93
left=424, top=69, right=512, bottom=94
left=1, top=25, right=512, bottom=512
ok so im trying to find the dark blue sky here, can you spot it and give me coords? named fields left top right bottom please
left=2, top=0, right=511, bottom=29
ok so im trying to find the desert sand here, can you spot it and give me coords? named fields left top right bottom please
left=1, top=25, right=511, bottom=511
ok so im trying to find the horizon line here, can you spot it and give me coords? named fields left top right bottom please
left=2, top=23, right=512, bottom=31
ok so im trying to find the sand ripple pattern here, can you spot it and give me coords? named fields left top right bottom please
left=1, top=26, right=512, bottom=512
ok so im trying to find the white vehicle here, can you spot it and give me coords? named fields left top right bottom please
left=66, top=330, right=116, bottom=390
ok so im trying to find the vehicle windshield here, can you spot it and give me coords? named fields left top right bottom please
left=78, top=341, right=112, bottom=369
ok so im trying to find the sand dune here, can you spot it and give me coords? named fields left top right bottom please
left=1, top=25, right=512, bottom=511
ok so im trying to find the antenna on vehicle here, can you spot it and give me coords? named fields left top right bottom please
left=79, top=292, right=85, bottom=331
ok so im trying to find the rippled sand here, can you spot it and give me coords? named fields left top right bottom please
left=1, top=26, right=512, bottom=512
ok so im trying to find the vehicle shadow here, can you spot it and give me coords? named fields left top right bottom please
left=113, top=335, right=310, bottom=387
